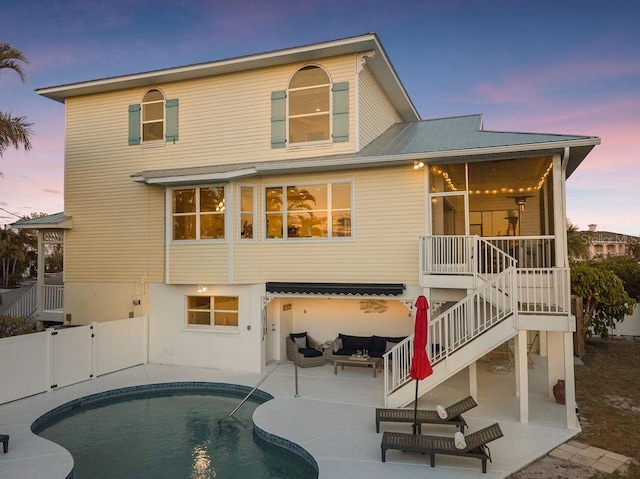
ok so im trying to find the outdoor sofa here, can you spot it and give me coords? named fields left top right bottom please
left=330, top=333, right=406, bottom=361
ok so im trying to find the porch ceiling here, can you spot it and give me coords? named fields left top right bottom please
left=467, top=157, right=551, bottom=191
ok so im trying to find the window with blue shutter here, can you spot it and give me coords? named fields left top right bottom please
left=332, top=82, right=349, bottom=142
left=129, top=91, right=179, bottom=145
left=165, top=98, right=179, bottom=142
left=128, top=104, right=141, bottom=145
left=271, top=90, right=286, bottom=148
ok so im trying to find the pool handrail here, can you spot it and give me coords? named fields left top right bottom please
left=229, top=360, right=298, bottom=417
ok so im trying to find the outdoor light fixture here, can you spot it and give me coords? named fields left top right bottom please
left=507, top=195, right=533, bottom=212
left=413, top=160, right=425, bottom=169
left=197, top=284, right=207, bottom=293
left=516, top=197, right=527, bottom=212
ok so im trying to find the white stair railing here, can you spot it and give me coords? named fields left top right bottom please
left=386, top=238, right=517, bottom=403
left=3, top=283, right=37, bottom=319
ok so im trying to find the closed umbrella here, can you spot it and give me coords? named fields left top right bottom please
left=410, top=295, right=432, bottom=433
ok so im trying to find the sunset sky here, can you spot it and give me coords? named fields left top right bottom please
left=1, top=0, right=638, bottom=234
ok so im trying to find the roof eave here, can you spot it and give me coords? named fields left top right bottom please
left=35, top=33, right=419, bottom=120
left=10, top=216, right=72, bottom=230
left=132, top=168, right=259, bottom=186
left=130, top=137, right=600, bottom=186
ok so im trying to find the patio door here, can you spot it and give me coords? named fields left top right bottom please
left=264, top=300, right=278, bottom=364
left=430, top=193, right=468, bottom=236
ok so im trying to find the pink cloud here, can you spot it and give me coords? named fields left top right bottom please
left=475, top=59, right=640, bottom=106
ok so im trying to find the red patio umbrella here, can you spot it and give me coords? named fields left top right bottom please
left=410, top=295, right=433, bottom=433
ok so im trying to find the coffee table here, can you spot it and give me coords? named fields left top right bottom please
left=334, top=356, right=382, bottom=377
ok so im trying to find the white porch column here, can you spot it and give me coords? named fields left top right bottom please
left=539, top=330, right=548, bottom=357
left=547, top=331, right=564, bottom=398
left=37, top=230, right=45, bottom=313
left=515, top=331, right=529, bottom=422
left=468, top=361, right=478, bottom=400
left=552, top=152, right=568, bottom=268
left=564, top=332, right=577, bottom=428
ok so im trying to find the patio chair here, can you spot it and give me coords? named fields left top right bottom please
left=375, top=395, right=477, bottom=433
left=381, top=423, right=503, bottom=473
left=286, top=332, right=325, bottom=368
left=1, top=434, right=8, bottom=453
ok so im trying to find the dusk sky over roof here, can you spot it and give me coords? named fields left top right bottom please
left=1, top=0, right=638, bottom=233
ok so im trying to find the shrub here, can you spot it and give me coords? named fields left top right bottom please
left=0, top=316, right=35, bottom=338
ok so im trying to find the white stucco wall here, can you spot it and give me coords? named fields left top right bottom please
left=147, top=283, right=265, bottom=372
left=279, top=290, right=420, bottom=346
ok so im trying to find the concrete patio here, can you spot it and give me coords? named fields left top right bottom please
left=1, top=354, right=582, bottom=478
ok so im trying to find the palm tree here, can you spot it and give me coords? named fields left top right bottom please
left=567, top=219, right=590, bottom=261
left=0, top=43, right=32, bottom=158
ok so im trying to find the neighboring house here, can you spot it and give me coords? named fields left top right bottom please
left=580, top=224, right=640, bottom=258
left=15, top=34, right=599, bottom=426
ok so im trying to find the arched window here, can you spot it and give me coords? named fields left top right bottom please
left=287, top=66, right=330, bottom=144
left=142, top=89, right=165, bottom=142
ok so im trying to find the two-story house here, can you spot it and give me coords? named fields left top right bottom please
left=23, top=34, right=599, bottom=427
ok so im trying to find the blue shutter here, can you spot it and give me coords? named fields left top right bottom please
left=332, top=82, right=349, bottom=143
left=165, top=98, right=179, bottom=142
left=128, top=104, right=141, bottom=146
left=271, top=90, right=286, bottom=148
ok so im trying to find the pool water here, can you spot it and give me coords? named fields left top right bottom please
left=34, top=386, right=317, bottom=479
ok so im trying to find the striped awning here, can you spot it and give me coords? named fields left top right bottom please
left=265, top=282, right=405, bottom=296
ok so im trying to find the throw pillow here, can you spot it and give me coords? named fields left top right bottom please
left=294, top=335, right=307, bottom=349
left=454, top=431, right=466, bottom=449
left=332, top=337, right=343, bottom=353
left=436, top=405, right=448, bottom=419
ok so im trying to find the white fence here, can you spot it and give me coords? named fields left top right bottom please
left=0, top=316, right=147, bottom=405
left=611, top=303, right=640, bottom=337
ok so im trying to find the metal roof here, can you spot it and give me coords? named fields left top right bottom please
left=10, top=212, right=72, bottom=230
left=36, top=33, right=419, bottom=122
left=131, top=114, right=600, bottom=186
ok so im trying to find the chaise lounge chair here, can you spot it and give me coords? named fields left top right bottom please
left=381, top=423, right=503, bottom=473
left=375, top=395, right=477, bottom=434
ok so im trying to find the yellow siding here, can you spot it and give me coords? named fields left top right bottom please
left=168, top=244, right=229, bottom=283
left=64, top=54, right=360, bottom=285
left=251, top=166, right=425, bottom=286
left=358, top=65, right=402, bottom=148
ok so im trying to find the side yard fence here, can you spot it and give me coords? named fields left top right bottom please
left=0, top=316, right=147, bottom=405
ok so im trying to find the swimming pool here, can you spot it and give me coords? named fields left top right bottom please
left=32, top=382, right=318, bottom=479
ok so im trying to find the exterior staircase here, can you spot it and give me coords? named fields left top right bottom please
left=384, top=237, right=519, bottom=407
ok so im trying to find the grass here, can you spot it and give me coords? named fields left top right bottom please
left=575, top=338, right=640, bottom=478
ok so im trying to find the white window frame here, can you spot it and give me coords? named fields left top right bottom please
left=141, top=89, right=165, bottom=144
left=263, top=180, right=354, bottom=241
left=287, top=65, right=332, bottom=147
left=168, top=185, right=227, bottom=243
left=238, top=184, right=256, bottom=242
left=184, top=294, right=239, bottom=331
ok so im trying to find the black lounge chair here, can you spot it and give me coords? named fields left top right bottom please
left=375, top=395, right=477, bottom=434
left=1, top=434, right=8, bottom=453
left=381, top=423, right=503, bottom=473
